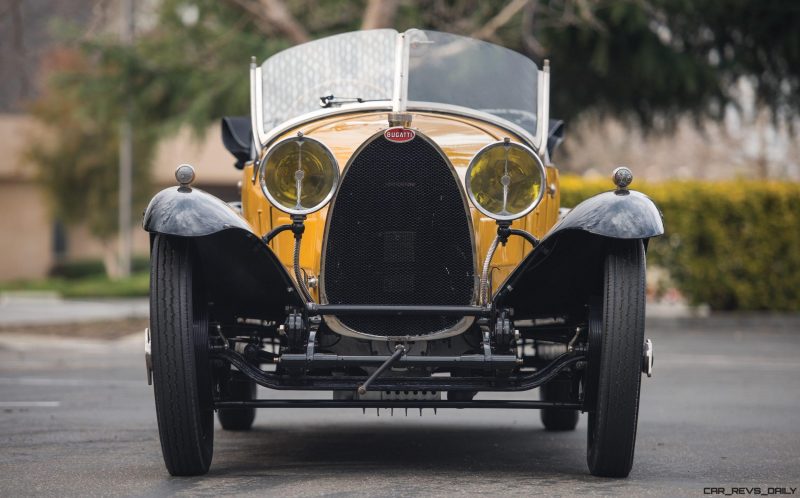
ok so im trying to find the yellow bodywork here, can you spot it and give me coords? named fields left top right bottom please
left=241, top=111, right=560, bottom=300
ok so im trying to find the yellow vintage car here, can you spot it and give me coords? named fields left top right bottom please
left=143, top=29, right=663, bottom=477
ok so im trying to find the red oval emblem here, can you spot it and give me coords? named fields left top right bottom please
left=384, top=127, right=416, bottom=143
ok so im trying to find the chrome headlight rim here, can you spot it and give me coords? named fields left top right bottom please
left=465, top=140, right=547, bottom=222
left=259, top=135, right=340, bottom=216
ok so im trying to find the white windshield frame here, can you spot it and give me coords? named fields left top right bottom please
left=251, top=30, right=550, bottom=157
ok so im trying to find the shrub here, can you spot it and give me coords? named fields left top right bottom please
left=48, top=259, right=106, bottom=279
left=48, top=255, right=150, bottom=280
left=1, top=272, right=149, bottom=298
left=132, top=255, right=150, bottom=273
left=560, top=176, right=800, bottom=311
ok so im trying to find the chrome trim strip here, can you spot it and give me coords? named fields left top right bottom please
left=536, top=60, right=550, bottom=161
left=536, top=67, right=544, bottom=153
left=249, top=59, right=263, bottom=157
left=319, top=129, right=478, bottom=342
left=254, top=65, right=268, bottom=146
left=391, top=32, right=410, bottom=113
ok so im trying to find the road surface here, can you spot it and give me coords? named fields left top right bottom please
left=0, top=316, right=798, bottom=496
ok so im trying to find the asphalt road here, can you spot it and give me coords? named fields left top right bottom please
left=1, top=316, right=798, bottom=497
left=0, top=296, right=148, bottom=327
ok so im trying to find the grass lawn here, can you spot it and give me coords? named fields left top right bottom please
left=0, top=271, right=150, bottom=298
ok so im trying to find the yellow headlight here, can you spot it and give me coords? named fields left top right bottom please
left=465, top=140, right=546, bottom=221
left=260, top=135, right=339, bottom=215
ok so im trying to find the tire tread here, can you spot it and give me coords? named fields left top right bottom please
left=151, top=235, right=213, bottom=476
left=587, top=240, right=645, bottom=477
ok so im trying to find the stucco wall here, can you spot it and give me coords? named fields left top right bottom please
left=0, top=182, right=52, bottom=280
left=0, top=114, right=239, bottom=281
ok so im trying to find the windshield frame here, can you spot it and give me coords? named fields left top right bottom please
left=251, top=30, right=548, bottom=155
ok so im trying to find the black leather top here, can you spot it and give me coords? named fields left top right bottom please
left=221, top=116, right=252, bottom=169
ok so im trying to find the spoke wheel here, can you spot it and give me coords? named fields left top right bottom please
left=151, top=235, right=214, bottom=476
left=586, top=240, right=646, bottom=478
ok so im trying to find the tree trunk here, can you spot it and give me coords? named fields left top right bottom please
left=362, top=0, right=400, bottom=30
left=257, top=0, right=309, bottom=44
left=102, top=240, right=122, bottom=279
left=226, top=0, right=310, bottom=44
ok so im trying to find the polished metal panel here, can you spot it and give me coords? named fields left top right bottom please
left=143, top=186, right=254, bottom=237
left=547, top=189, right=664, bottom=240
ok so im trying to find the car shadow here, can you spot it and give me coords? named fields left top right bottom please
left=209, top=421, right=589, bottom=478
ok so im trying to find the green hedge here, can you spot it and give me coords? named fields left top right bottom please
left=560, top=176, right=800, bottom=311
left=0, top=272, right=150, bottom=298
left=48, top=256, right=150, bottom=279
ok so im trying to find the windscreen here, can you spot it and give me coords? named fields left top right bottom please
left=260, top=29, right=539, bottom=136
left=261, top=30, right=397, bottom=132
left=406, top=30, right=539, bottom=134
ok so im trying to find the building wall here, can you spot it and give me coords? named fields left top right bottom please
left=0, top=114, right=51, bottom=280
left=151, top=125, right=241, bottom=187
left=0, top=113, right=240, bottom=282
left=0, top=181, right=52, bottom=280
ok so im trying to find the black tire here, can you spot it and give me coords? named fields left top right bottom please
left=151, top=235, right=214, bottom=476
left=540, top=379, right=579, bottom=431
left=218, top=377, right=257, bottom=431
left=586, top=240, right=646, bottom=478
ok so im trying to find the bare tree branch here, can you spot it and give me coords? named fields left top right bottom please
left=574, top=0, right=605, bottom=31
left=472, top=0, right=531, bottom=41
left=259, top=0, right=309, bottom=43
left=521, top=0, right=546, bottom=57
left=226, top=0, right=309, bottom=44
left=9, top=0, right=30, bottom=100
left=83, top=0, right=113, bottom=40
left=361, top=0, right=400, bottom=30
left=224, top=0, right=275, bottom=35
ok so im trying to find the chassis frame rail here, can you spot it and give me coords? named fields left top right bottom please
left=305, top=303, right=489, bottom=316
left=278, top=352, right=521, bottom=368
left=214, top=399, right=582, bottom=410
left=210, top=347, right=584, bottom=392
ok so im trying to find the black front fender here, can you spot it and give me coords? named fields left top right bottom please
left=551, top=189, right=663, bottom=240
left=143, top=186, right=252, bottom=237
left=143, top=186, right=305, bottom=320
left=494, top=189, right=663, bottom=319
